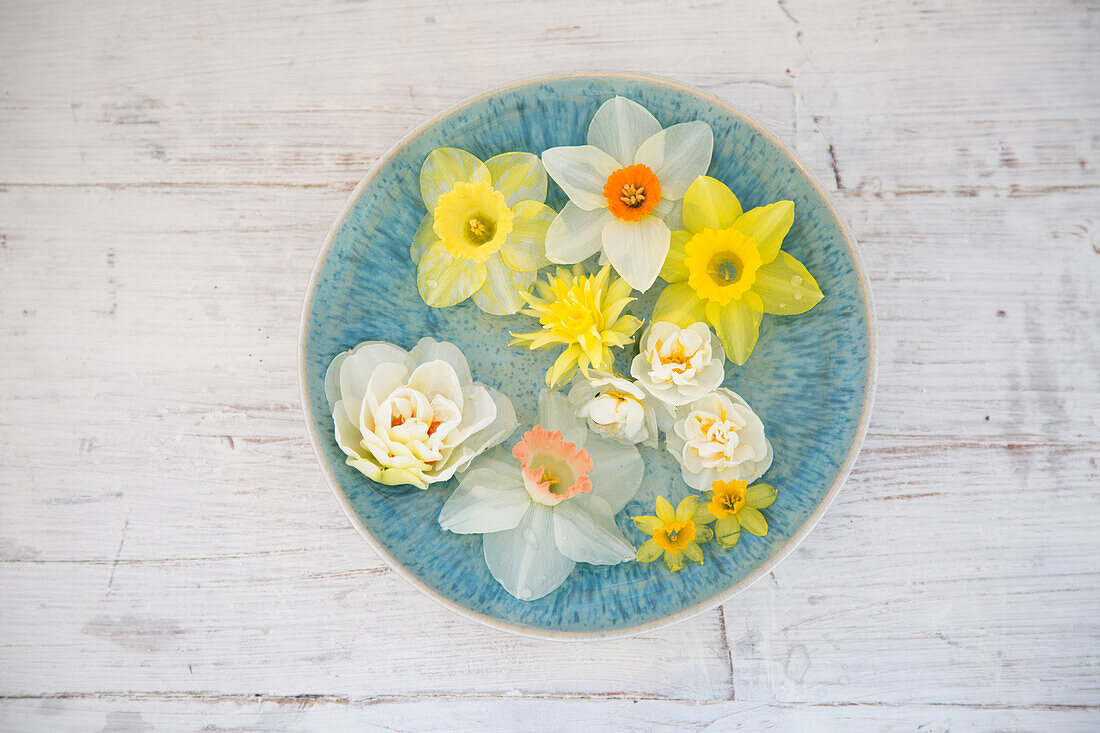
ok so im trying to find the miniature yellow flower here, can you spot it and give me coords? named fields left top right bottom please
left=653, top=176, right=824, bottom=364
left=694, top=479, right=777, bottom=547
left=633, top=495, right=715, bottom=572
left=413, top=148, right=555, bottom=315
left=509, top=264, right=641, bottom=388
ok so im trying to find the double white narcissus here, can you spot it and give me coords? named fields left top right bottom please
left=541, top=97, right=714, bottom=292
left=654, top=176, right=824, bottom=364
left=666, top=387, right=772, bottom=490
left=438, top=391, right=644, bottom=601
left=324, top=337, right=518, bottom=490
left=630, top=320, right=726, bottom=408
left=567, top=371, right=659, bottom=448
left=413, top=148, right=556, bottom=315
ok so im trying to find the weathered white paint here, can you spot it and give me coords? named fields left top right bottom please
left=1, top=0, right=1097, bottom=729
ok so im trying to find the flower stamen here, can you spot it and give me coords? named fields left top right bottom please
left=620, top=183, right=646, bottom=207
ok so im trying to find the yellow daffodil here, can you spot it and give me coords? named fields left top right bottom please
left=694, top=479, right=777, bottom=548
left=633, top=495, right=715, bottom=572
left=509, top=264, right=641, bottom=388
left=653, top=176, right=824, bottom=364
left=413, top=148, right=556, bottom=315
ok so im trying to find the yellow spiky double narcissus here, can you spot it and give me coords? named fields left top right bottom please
left=632, top=495, right=715, bottom=572
left=413, top=148, right=556, bottom=315
left=694, top=479, right=778, bottom=548
left=509, top=264, right=641, bottom=388
left=652, top=176, right=824, bottom=365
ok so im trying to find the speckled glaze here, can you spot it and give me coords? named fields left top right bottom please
left=299, top=73, right=875, bottom=639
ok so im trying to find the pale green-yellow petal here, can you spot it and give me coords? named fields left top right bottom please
left=751, top=251, right=824, bottom=315
left=652, top=281, right=708, bottom=328
left=411, top=212, right=437, bottom=264
left=633, top=515, right=663, bottom=535
left=655, top=496, right=675, bottom=524
left=675, top=494, right=700, bottom=522
left=500, top=200, right=553, bottom=272
left=746, top=483, right=778, bottom=510
left=683, top=541, right=704, bottom=564
left=733, top=201, right=793, bottom=264
left=484, top=152, right=548, bottom=207
left=714, top=515, right=741, bottom=547
left=420, top=148, right=490, bottom=210
left=636, top=538, right=663, bottom=562
left=660, top=230, right=692, bottom=282
left=694, top=525, right=714, bottom=544
left=706, top=299, right=761, bottom=365
left=416, top=242, right=487, bottom=308
left=663, top=551, right=685, bottom=572
left=472, top=256, right=535, bottom=315
left=682, top=176, right=742, bottom=234
left=693, top=504, right=717, bottom=524
left=738, top=506, right=769, bottom=536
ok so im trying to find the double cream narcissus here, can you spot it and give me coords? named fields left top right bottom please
left=413, top=148, right=555, bottom=315
left=541, top=97, right=713, bottom=292
left=438, top=391, right=644, bottom=601
left=653, top=176, right=824, bottom=364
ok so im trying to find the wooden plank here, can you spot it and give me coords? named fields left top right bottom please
left=0, top=696, right=1096, bottom=732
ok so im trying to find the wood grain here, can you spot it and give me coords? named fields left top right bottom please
left=1, top=0, right=1097, bottom=729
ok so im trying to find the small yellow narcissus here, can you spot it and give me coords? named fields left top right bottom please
left=694, top=479, right=778, bottom=548
left=633, top=495, right=715, bottom=572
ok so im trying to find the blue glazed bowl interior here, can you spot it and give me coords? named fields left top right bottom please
left=301, top=74, right=872, bottom=636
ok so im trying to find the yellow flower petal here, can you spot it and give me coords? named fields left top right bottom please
left=417, top=242, right=487, bottom=308
left=472, top=256, right=535, bottom=315
left=751, top=251, right=824, bottom=315
left=693, top=504, right=717, bottom=524
left=663, top=550, right=685, bottom=572
left=420, top=148, right=491, bottom=211
left=682, top=176, right=742, bottom=234
left=732, top=201, right=793, bottom=264
left=501, top=201, right=554, bottom=272
left=745, top=483, right=778, bottom=510
left=655, top=496, right=675, bottom=524
left=484, top=152, right=547, bottom=207
left=675, top=495, right=699, bottom=522
left=714, top=515, right=741, bottom=547
left=632, top=515, right=663, bottom=535
left=636, top=538, right=663, bottom=562
left=706, top=298, right=762, bottom=365
left=411, top=212, right=438, bottom=265
left=660, top=229, right=692, bottom=283
left=652, top=281, right=708, bottom=328
left=683, top=541, right=704, bottom=564
left=547, top=344, right=582, bottom=388
left=738, top=506, right=769, bottom=536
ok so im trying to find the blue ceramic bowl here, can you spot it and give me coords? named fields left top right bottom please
left=299, top=73, right=875, bottom=639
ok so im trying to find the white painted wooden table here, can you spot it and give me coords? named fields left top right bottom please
left=1, top=1, right=1097, bottom=730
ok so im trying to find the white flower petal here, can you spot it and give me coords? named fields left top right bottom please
left=651, top=195, right=683, bottom=231
left=324, top=351, right=349, bottom=409
left=420, top=148, right=491, bottom=210
left=634, top=121, right=714, bottom=200
left=583, top=437, right=644, bottom=513
left=472, top=255, right=536, bottom=315
left=553, top=495, right=635, bottom=565
left=484, top=152, right=547, bottom=207
left=408, top=337, right=473, bottom=387
left=483, top=504, right=575, bottom=601
left=439, top=467, right=530, bottom=534
left=536, top=390, right=587, bottom=448
left=541, top=145, right=620, bottom=211
left=406, top=359, right=463, bottom=402
left=545, top=203, right=614, bottom=264
left=338, top=343, right=409, bottom=425
left=447, top=387, right=519, bottom=475
left=332, top=401, right=365, bottom=459
left=586, top=96, right=662, bottom=167
left=602, top=215, right=671, bottom=291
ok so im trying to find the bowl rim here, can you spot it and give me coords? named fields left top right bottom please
left=298, top=70, right=877, bottom=641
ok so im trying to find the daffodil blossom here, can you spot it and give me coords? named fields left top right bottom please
left=567, top=371, right=659, bottom=448
left=653, top=175, right=824, bottom=364
left=541, top=97, right=714, bottom=292
left=413, top=148, right=556, bottom=314
left=633, top=495, right=715, bottom=572
left=694, top=479, right=777, bottom=548
left=324, top=337, right=518, bottom=490
left=666, top=387, right=772, bottom=490
left=630, top=320, right=726, bottom=408
left=438, top=391, right=644, bottom=601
